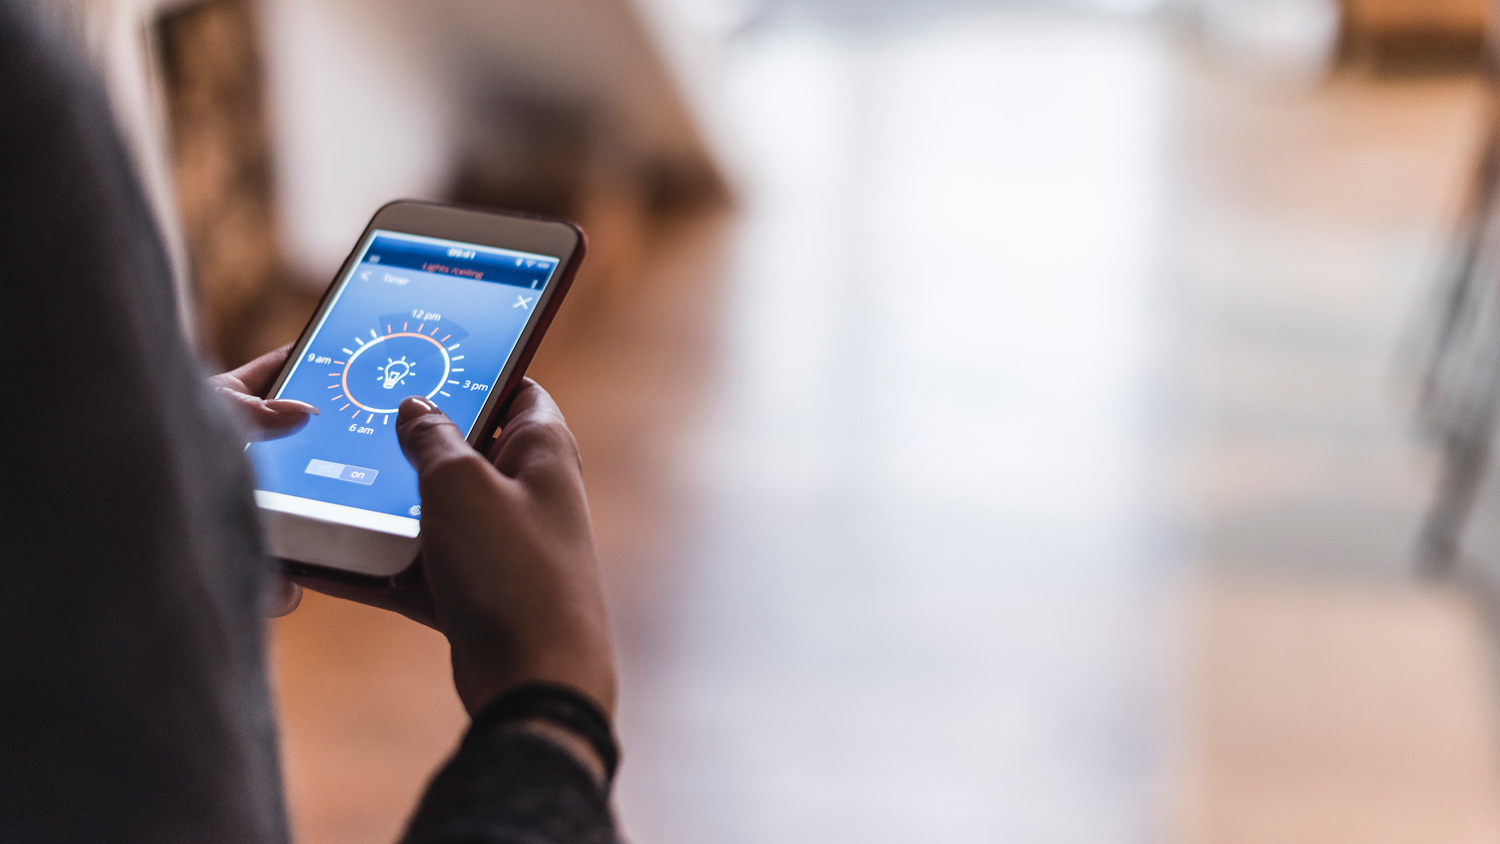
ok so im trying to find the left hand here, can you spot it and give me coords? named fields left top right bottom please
left=209, top=343, right=319, bottom=617
left=210, top=343, right=321, bottom=441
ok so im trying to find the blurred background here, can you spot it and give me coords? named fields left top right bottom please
left=60, top=0, right=1500, bottom=839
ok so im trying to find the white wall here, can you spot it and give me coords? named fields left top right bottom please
left=260, top=0, right=458, bottom=281
left=259, top=0, right=726, bottom=282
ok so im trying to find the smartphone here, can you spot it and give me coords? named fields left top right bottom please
left=247, top=201, right=585, bottom=580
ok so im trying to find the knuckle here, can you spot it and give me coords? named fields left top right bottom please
left=506, top=417, right=579, bottom=460
left=420, top=449, right=489, bottom=491
left=405, top=413, right=453, bottom=438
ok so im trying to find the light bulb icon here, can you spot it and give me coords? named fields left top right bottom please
left=378, top=356, right=414, bottom=390
left=329, top=319, right=463, bottom=420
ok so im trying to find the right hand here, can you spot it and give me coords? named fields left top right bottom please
left=297, top=380, right=617, bottom=719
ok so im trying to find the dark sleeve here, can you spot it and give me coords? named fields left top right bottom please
left=402, top=694, right=621, bottom=844
left=0, top=3, right=288, bottom=843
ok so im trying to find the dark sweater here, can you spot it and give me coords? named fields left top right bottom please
left=0, top=2, right=617, bottom=841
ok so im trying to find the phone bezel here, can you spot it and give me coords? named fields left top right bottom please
left=255, top=200, right=585, bottom=582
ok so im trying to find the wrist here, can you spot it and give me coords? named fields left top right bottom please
left=451, top=637, right=617, bottom=720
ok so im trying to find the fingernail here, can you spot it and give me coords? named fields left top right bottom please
left=265, top=399, right=320, bottom=416
left=397, top=396, right=441, bottom=424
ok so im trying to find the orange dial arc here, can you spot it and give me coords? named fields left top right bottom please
left=340, top=331, right=452, bottom=414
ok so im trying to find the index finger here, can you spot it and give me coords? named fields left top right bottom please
left=500, top=378, right=564, bottom=428
left=227, top=344, right=295, bottom=397
left=487, top=379, right=581, bottom=483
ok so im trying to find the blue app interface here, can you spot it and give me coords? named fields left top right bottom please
left=249, top=230, right=558, bottom=534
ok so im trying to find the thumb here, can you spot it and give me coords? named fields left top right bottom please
left=394, top=397, right=475, bottom=476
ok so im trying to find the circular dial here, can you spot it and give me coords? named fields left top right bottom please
left=329, top=319, right=466, bottom=418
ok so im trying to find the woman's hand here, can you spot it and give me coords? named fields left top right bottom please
left=295, top=380, right=617, bottom=719
left=209, top=344, right=320, bottom=441
left=209, top=344, right=317, bottom=617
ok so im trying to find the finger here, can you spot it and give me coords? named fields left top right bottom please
left=488, top=379, right=582, bottom=485
left=229, top=344, right=296, bottom=398
left=213, top=383, right=317, bottom=440
left=210, top=344, right=320, bottom=440
left=500, top=377, right=563, bottom=427
left=288, top=569, right=439, bottom=630
left=268, top=578, right=303, bottom=618
left=395, top=396, right=483, bottom=476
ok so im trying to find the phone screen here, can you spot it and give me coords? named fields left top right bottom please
left=248, top=229, right=559, bottom=538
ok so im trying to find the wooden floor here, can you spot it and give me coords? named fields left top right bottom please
left=1182, top=582, right=1500, bottom=844
left=268, top=12, right=1500, bottom=843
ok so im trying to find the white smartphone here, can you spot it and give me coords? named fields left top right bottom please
left=247, top=201, right=585, bottom=581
